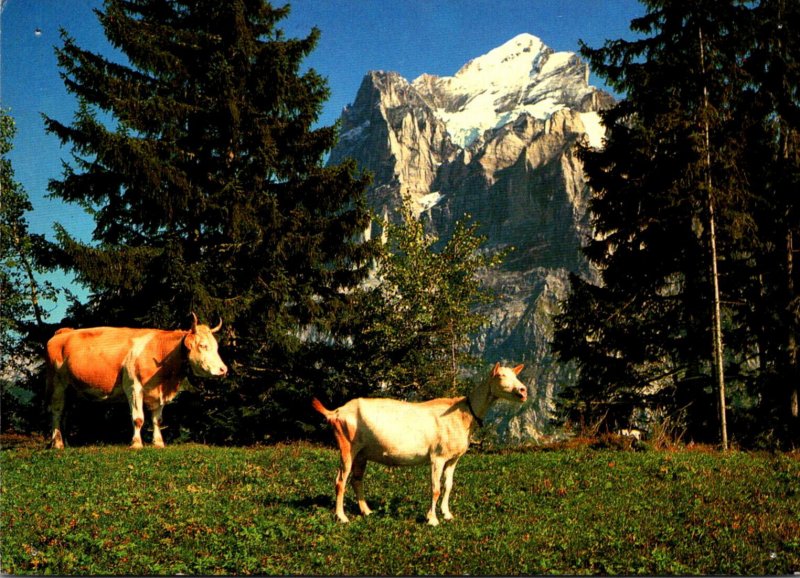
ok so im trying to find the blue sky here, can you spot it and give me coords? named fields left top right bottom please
left=1, top=0, right=643, bottom=319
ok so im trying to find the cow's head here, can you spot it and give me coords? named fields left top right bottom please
left=184, top=313, right=228, bottom=378
left=488, top=362, right=527, bottom=403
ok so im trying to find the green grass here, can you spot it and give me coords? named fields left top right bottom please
left=2, top=442, right=799, bottom=575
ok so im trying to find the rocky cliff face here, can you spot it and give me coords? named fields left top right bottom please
left=328, top=33, right=614, bottom=442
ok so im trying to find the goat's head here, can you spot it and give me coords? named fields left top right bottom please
left=488, top=362, right=528, bottom=403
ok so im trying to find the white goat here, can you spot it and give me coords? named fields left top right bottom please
left=311, top=362, right=527, bottom=525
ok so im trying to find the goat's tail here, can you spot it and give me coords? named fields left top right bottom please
left=311, top=397, right=332, bottom=418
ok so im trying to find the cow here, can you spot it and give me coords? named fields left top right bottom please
left=312, top=362, right=527, bottom=525
left=45, top=313, right=227, bottom=449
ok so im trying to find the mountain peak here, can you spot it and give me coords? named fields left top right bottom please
left=454, top=33, right=548, bottom=80
left=412, top=34, right=596, bottom=147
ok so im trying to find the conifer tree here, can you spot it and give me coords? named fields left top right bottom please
left=738, top=0, right=800, bottom=444
left=44, top=0, right=377, bottom=442
left=1, top=109, right=60, bottom=431
left=556, top=0, right=800, bottom=447
left=554, top=1, right=759, bottom=443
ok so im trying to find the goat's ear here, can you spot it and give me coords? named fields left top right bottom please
left=492, top=362, right=501, bottom=376
left=513, top=364, right=524, bottom=375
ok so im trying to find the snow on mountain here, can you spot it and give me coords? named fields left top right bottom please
left=578, top=111, right=605, bottom=149
left=411, top=33, right=596, bottom=147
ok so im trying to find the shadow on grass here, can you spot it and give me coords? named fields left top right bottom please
left=283, top=493, right=333, bottom=510
left=279, top=492, right=425, bottom=523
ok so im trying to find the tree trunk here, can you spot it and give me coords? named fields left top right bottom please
left=787, top=229, right=799, bottom=420
left=708, top=196, right=729, bottom=450
left=699, top=27, right=729, bottom=450
left=13, top=230, right=46, bottom=331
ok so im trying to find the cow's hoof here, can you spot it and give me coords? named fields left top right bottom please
left=130, top=441, right=143, bottom=449
left=153, top=441, right=165, bottom=449
left=336, top=513, right=350, bottom=523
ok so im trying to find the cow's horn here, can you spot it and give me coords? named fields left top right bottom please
left=211, top=317, right=223, bottom=333
left=190, top=312, right=199, bottom=331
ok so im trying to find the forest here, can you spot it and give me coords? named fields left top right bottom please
left=2, top=0, right=799, bottom=449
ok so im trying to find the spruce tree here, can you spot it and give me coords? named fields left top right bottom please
left=553, top=1, right=759, bottom=443
left=0, top=109, right=60, bottom=431
left=738, top=0, right=800, bottom=444
left=44, top=0, right=377, bottom=442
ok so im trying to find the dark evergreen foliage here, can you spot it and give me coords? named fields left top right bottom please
left=554, top=0, right=800, bottom=447
left=44, top=0, right=379, bottom=443
left=1, top=110, right=61, bottom=433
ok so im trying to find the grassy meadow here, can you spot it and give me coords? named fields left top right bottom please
left=1, top=440, right=799, bottom=575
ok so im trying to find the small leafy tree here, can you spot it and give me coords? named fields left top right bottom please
left=342, top=200, right=508, bottom=401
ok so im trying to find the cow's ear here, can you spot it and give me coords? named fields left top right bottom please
left=184, top=332, right=196, bottom=349
left=513, top=364, right=524, bottom=375
left=492, top=362, right=501, bottom=376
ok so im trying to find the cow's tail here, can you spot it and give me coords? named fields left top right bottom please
left=311, top=398, right=333, bottom=420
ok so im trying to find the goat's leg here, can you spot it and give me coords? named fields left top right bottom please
left=427, top=458, right=446, bottom=526
left=334, top=463, right=352, bottom=523
left=352, top=453, right=372, bottom=516
left=332, top=425, right=353, bottom=523
left=440, top=457, right=460, bottom=521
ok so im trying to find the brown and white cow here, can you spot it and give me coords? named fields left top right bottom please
left=46, top=313, right=227, bottom=449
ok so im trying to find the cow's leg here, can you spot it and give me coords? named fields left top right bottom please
left=427, top=457, right=446, bottom=526
left=151, top=403, right=165, bottom=448
left=47, top=373, right=67, bottom=450
left=440, top=457, right=461, bottom=521
left=352, top=452, right=372, bottom=517
left=122, top=374, right=145, bottom=449
left=331, top=421, right=354, bottom=523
